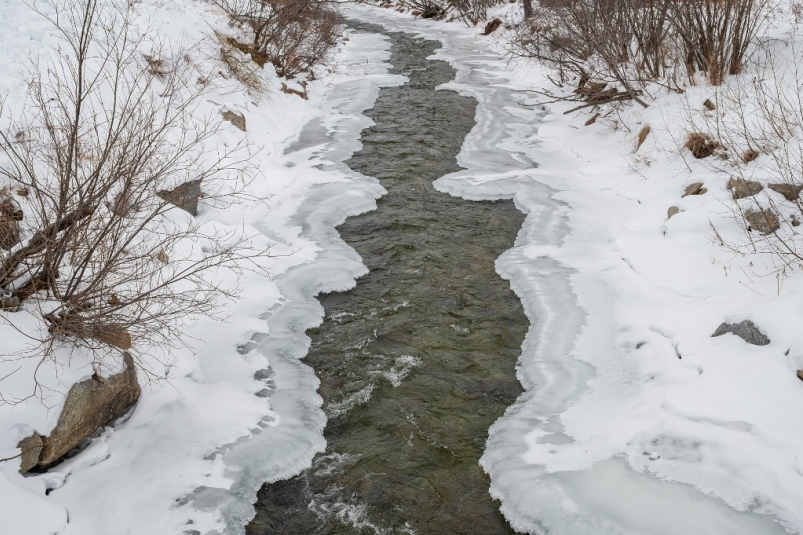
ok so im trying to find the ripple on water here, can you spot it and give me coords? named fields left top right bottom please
left=246, top=21, right=528, bottom=535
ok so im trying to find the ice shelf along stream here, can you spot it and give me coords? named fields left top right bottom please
left=246, top=22, right=527, bottom=534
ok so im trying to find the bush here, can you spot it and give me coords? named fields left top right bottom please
left=214, top=0, right=341, bottom=79
left=0, top=0, right=261, bottom=390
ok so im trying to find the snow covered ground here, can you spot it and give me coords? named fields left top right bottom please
left=2, top=0, right=803, bottom=534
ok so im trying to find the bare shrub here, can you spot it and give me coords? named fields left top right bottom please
left=0, top=0, right=263, bottom=397
left=213, top=0, right=341, bottom=79
left=511, top=0, right=670, bottom=107
left=216, top=30, right=267, bottom=92
left=450, top=0, right=498, bottom=26
left=669, top=0, right=771, bottom=85
left=400, top=0, right=447, bottom=19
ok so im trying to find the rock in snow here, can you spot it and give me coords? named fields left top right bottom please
left=745, top=209, right=780, bottom=234
left=156, top=179, right=202, bottom=216
left=23, top=353, right=140, bottom=469
left=712, top=320, right=770, bottom=346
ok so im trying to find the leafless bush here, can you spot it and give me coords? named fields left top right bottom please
left=0, top=0, right=263, bottom=393
left=400, top=0, right=448, bottom=19
left=450, top=0, right=498, bottom=25
left=216, top=30, right=267, bottom=92
left=512, top=0, right=772, bottom=110
left=669, top=0, right=771, bottom=85
left=213, top=0, right=341, bottom=79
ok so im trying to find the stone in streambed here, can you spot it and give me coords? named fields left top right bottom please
left=712, top=320, right=769, bottom=346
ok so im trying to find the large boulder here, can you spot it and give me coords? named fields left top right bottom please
left=157, top=179, right=202, bottom=216
left=712, top=320, right=769, bottom=346
left=31, top=352, right=140, bottom=468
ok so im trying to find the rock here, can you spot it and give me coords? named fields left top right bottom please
left=37, top=352, right=140, bottom=467
left=728, top=177, right=763, bottom=199
left=712, top=320, right=769, bottom=346
left=667, top=206, right=680, bottom=219
left=221, top=108, right=246, bottom=131
left=17, top=433, right=43, bottom=473
left=703, top=98, right=716, bottom=110
left=682, top=182, right=706, bottom=197
left=768, top=183, right=803, bottom=202
left=157, top=179, right=202, bottom=216
left=745, top=209, right=780, bottom=234
left=797, top=369, right=803, bottom=382
left=483, top=18, right=502, bottom=35
left=1, top=295, right=20, bottom=311
left=584, top=113, right=599, bottom=126
left=742, top=149, right=759, bottom=163
left=411, top=9, right=422, bottom=15
left=280, top=82, right=308, bottom=100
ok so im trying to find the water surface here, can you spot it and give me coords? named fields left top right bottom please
left=247, top=22, right=528, bottom=534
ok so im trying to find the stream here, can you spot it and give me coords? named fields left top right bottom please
left=246, top=22, right=528, bottom=534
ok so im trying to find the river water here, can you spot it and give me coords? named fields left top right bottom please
left=246, top=22, right=528, bottom=534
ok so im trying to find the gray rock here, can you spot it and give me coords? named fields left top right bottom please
left=712, top=320, right=769, bottom=346
left=745, top=209, right=780, bottom=234
left=729, top=177, right=763, bottom=199
left=17, top=433, right=43, bottom=473
left=221, top=109, right=246, bottom=132
left=768, top=183, right=803, bottom=202
left=37, top=352, right=140, bottom=467
left=797, top=369, right=803, bottom=382
left=667, top=206, right=680, bottom=219
left=157, top=179, right=202, bottom=216
left=682, top=182, right=706, bottom=197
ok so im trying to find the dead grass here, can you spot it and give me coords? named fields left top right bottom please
left=636, top=124, right=651, bottom=150
left=685, top=132, right=720, bottom=158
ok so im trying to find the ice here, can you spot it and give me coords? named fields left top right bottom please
left=342, top=5, right=799, bottom=534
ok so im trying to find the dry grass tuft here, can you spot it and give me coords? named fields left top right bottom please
left=216, top=31, right=267, bottom=93
left=636, top=124, right=651, bottom=150
left=685, top=132, right=720, bottom=158
left=742, top=148, right=759, bottom=163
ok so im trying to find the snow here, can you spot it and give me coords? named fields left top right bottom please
left=1, top=0, right=802, bottom=533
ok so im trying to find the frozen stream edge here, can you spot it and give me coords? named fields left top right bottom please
left=196, top=7, right=791, bottom=535
left=343, top=6, right=790, bottom=535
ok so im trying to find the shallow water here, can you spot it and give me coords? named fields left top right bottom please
left=246, top=23, right=527, bottom=535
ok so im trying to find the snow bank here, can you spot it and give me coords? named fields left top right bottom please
left=0, top=1, right=399, bottom=533
left=343, top=4, right=802, bottom=534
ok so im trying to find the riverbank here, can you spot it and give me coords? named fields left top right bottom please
left=345, top=4, right=803, bottom=534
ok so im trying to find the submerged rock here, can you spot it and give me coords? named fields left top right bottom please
left=34, top=352, right=140, bottom=468
left=712, top=320, right=770, bottom=346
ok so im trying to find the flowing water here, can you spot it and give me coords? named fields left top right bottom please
left=246, top=23, right=528, bottom=534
